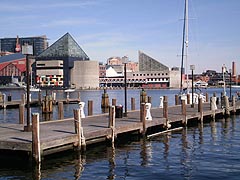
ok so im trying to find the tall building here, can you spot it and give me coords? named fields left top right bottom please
left=0, top=35, right=48, bottom=56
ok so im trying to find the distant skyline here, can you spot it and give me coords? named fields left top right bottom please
left=0, top=0, right=239, bottom=73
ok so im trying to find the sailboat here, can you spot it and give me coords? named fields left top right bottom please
left=179, top=0, right=206, bottom=104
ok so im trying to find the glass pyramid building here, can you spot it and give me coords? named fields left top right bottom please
left=138, top=51, right=169, bottom=71
left=37, top=32, right=89, bottom=60
left=36, top=33, right=90, bottom=88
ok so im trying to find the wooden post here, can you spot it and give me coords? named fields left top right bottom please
left=58, top=102, right=64, bottom=119
left=19, top=104, right=25, bottom=124
left=108, top=106, right=115, bottom=143
left=88, top=100, right=93, bottom=116
left=101, top=89, right=109, bottom=108
left=163, top=98, right=170, bottom=129
left=140, top=103, right=146, bottom=135
left=175, top=94, right=179, bottom=105
left=148, top=96, right=152, bottom=103
left=181, top=99, right=187, bottom=125
left=210, top=97, right=216, bottom=120
left=232, top=95, right=236, bottom=114
left=32, top=113, right=41, bottom=164
left=205, top=93, right=209, bottom=103
left=74, top=109, right=81, bottom=150
left=181, top=100, right=186, bottom=115
left=224, top=96, right=230, bottom=116
left=187, top=94, right=190, bottom=104
left=198, top=97, right=203, bottom=122
left=21, top=94, right=25, bottom=105
left=112, top=99, right=116, bottom=106
left=140, top=89, right=147, bottom=104
left=131, top=97, right=135, bottom=110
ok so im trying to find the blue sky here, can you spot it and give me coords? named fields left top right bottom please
left=1, top=0, right=240, bottom=73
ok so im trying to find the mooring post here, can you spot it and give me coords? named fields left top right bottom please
left=131, top=97, right=135, bottom=111
left=21, top=93, right=26, bottom=105
left=187, top=94, right=190, bottom=104
left=224, top=96, right=230, bottom=116
left=163, top=98, right=170, bottom=129
left=112, top=99, right=116, bottom=106
left=140, top=89, right=147, bottom=105
left=58, top=102, right=64, bottom=119
left=198, top=97, right=203, bottom=122
left=101, top=88, right=109, bottom=109
left=175, top=94, right=179, bottom=105
left=140, top=103, right=146, bottom=135
left=181, top=99, right=187, bottom=125
left=88, top=100, right=93, bottom=116
left=19, top=104, right=25, bottom=124
left=108, top=106, right=115, bottom=143
left=74, top=109, right=82, bottom=150
left=210, top=96, right=217, bottom=120
left=205, top=93, right=209, bottom=103
left=148, top=96, right=152, bottom=103
left=32, top=113, right=41, bottom=164
left=232, top=95, right=236, bottom=114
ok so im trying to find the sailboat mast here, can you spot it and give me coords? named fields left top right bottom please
left=180, top=0, right=188, bottom=93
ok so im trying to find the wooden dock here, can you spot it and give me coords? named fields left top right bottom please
left=0, top=97, right=239, bottom=162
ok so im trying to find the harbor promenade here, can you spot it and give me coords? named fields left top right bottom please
left=0, top=95, right=239, bottom=163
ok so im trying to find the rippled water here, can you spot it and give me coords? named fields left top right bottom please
left=1, top=115, right=240, bottom=179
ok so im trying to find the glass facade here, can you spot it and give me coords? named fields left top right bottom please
left=138, top=51, right=169, bottom=71
left=0, top=36, right=48, bottom=56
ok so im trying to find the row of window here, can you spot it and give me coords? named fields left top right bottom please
left=100, top=78, right=169, bottom=82
left=133, top=73, right=168, bottom=76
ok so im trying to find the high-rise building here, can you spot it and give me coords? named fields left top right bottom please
left=0, top=35, right=48, bottom=56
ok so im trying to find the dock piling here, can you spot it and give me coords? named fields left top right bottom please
left=32, top=113, right=41, bottom=164
left=181, top=99, right=187, bottom=125
left=108, top=106, right=116, bottom=143
left=131, top=97, right=135, bottom=110
left=58, top=102, right=64, bottom=119
left=88, top=100, right=93, bottom=116
left=73, top=109, right=86, bottom=151
left=140, top=103, right=146, bottom=135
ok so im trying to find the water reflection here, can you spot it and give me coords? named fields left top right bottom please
left=74, top=153, right=85, bottom=180
left=140, top=138, right=152, bottom=166
left=107, top=143, right=116, bottom=180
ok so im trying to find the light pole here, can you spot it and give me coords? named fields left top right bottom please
left=124, top=62, right=127, bottom=117
left=22, top=44, right=33, bottom=132
left=190, top=65, right=195, bottom=107
left=229, top=69, right=232, bottom=101
left=222, top=64, right=227, bottom=96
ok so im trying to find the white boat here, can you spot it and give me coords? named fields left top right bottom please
left=179, top=0, right=206, bottom=104
left=64, top=88, right=76, bottom=93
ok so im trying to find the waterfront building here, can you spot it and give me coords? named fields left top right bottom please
left=0, top=53, right=26, bottom=84
left=36, top=33, right=99, bottom=89
left=0, top=35, right=48, bottom=56
left=99, top=51, right=181, bottom=88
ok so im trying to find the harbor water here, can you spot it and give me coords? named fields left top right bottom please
left=0, top=88, right=240, bottom=179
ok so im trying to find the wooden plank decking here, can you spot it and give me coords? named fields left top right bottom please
left=0, top=101, right=239, bottom=158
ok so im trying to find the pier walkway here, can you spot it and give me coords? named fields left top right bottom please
left=0, top=100, right=239, bottom=161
